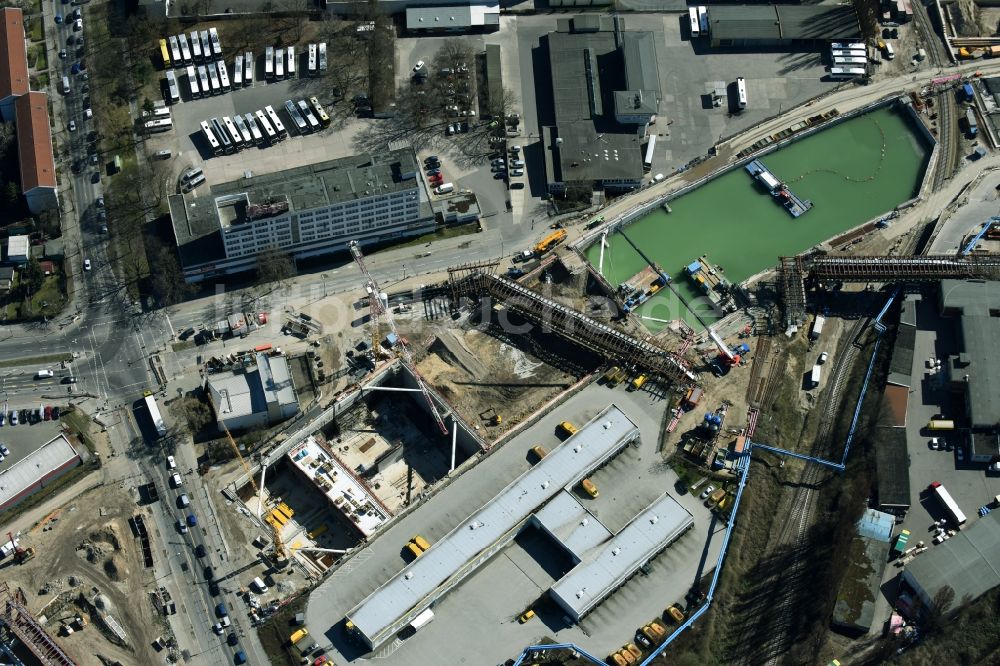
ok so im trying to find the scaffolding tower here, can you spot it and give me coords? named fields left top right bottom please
left=449, top=268, right=697, bottom=386
left=0, top=582, right=77, bottom=666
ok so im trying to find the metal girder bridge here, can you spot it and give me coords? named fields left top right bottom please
left=0, top=583, right=77, bottom=666
left=449, top=267, right=697, bottom=386
left=779, top=252, right=1000, bottom=325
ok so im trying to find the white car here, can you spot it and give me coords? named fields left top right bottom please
left=72, top=18, right=82, bottom=30
left=0, top=412, right=4, bottom=426
left=69, top=120, right=76, bottom=131
left=177, top=519, right=188, bottom=534
left=10, top=411, right=17, bottom=425
left=700, top=484, right=715, bottom=500
left=83, top=259, right=91, bottom=270
left=818, top=351, right=829, bottom=364
left=929, top=438, right=939, bottom=450
left=511, top=168, right=524, bottom=177
left=166, top=455, right=176, bottom=470
left=170, top=472, right=183, bottom=487
left=412, top=60, right=425, bottom=73
left=0, top=444, right=8, bottom=456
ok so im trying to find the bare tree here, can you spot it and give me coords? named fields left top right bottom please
left=256, top=249, right=296, bottom=287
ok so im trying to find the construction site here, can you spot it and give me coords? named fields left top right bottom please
left=0, top=483, right=168, bottom=666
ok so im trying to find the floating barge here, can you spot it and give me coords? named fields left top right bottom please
left=684, top=257, right=732, bottom=307
left=618, top=264, right=670, bottom=313
left=745, top=159, right=813, bottom=218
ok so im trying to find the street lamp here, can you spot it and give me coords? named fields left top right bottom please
left=322, top=273, right=328, bottom=297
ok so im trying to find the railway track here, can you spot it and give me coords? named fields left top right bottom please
left=733, top=318, right=869, bottom=665
left=911, top=0, right=959, bottom=189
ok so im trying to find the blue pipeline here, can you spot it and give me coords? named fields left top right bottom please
left=511, top=643, right=607, bottom=666
left=960, top=216, right=1000, bottom=256
left=748, top=442, right=845, bottom=471
left=873, top=286, right=900, bottom=333
left=839, top=335, right=883, bottom=466
left=637, top=450, right=753, bottom=666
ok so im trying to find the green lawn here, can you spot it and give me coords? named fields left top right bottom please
left=0, top=351, right=73, bottom=368
left=28, top=17, right=43, bottom=43
left=28, top=44, right=48, bottom=70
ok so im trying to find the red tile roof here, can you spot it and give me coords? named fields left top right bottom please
left=15, top=91, right=56, bottom=190
left=0, top=7, right=28, bottom=101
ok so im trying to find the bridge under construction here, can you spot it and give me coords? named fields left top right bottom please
left=0, top=582, right=77, bottom=666
left=448, top=262, right=697, bottom=387
left=779, top=253, right=1000, bottom=325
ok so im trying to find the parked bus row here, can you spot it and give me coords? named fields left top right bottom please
left=283, top=97, right=331, bottom=134
left=159, top=28, right=222, bottom=69
left=182, top=54, right=254, bottom=100
left=264, top=42, right=327, bottom=81
left=200, top=105, right=289, bottom=156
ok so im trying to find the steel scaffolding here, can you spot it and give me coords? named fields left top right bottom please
left=450, top=269, right=697, bottom=386
left=0, top=583, right=77, bottom=666
left=778, top=256, right=808, bottom=326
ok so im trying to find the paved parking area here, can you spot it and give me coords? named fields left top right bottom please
left=0, top=417, right=65, bottom=472
left=307, top=380, right=726, bottom=664
left=901, top=296, right=1000, bottom=536
left=146, top=77, right=370, bottom=188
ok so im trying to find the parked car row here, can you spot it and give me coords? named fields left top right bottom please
left=1, top=405, right=61, bottom=426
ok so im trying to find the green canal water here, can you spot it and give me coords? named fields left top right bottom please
left=585, top=105, right=930, bottom=328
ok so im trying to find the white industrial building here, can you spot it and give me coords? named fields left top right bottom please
left=0, top=434, right=82, bottom=513
left=206, top=351, right=299, bottom=431
left=547, top=492, right=693, bottom=621
left=345, top=405, right=675, bottom=649
left=167, top=149, right=436, bottom=282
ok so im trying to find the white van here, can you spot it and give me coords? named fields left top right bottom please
left=251, top=576, right=268, bottom=593
left=36, top=369, right=54, bottom=378
left=884, top=43, right=895, bottom=60
left=170, top=472, right=183, bottom=488
left=62, top=76, right=70, bottom=94
left=435, top=183, right=454, bottom=195
left=178, top=494, right=190, bottom=508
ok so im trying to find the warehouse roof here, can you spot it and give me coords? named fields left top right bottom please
left=405, top=4, right=499, bottom=29
left=0, top=7, right=28, bottom=101
left=874, top=427, right=910, bottom=510
left=15, top=92, right=56, bottom=191
left=206, top=353, right=297, bottom=421
left=708, top=6, right=780, bottom=41
left=903, top=511, right=1000, bottom=614
left=832, top=533, right=889, bottom=634
left=532, top=490, right=613, bottom=561
left=708, top=5, right=860, bottom=42
left=940, top=280, right=1000, bottom=428
left=549, top=492, right=693, bottom=620
left=0, top=434, right=80, bottom=512
left=346, top=404, right=640, bottom=648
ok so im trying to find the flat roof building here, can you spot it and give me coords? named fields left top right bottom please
left=901, top=510, right=1000, bottom=617
left=405, top=4, right=499, bottom=32
left=832, top=509, right=893, bottom=635
left=708, top=5, right=861, bottom=48
left=0, top=434, right=82, bottom=513
left=542, top=16, right=661, bottom=194
left=14, top=91, right=57, bottom=213
left=549, top=492, right=693, bottom=621
left=0, top=7, right=27, bottom=122
left=345, top=404, right=641, bottom=649
left=168, top=149, right=435, bottom=282
left=939, top=280, right=1000, bottom=462
left=206, top=351, right=299, bottom=431
left=5, top=233, right=28, bottom=264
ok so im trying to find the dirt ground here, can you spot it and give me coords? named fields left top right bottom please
left=416, top=326, right=580, bottom=437
left=1, top=484, right=166, bottom=666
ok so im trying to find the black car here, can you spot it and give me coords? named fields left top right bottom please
left=91, top=171, right=100, bottom=184
left=179, top=327, right=196, bottom=340
left=52, top=406, right=60, bottom=419
left=194, top=544, right=207, bottom=558
left=204, top=565, right=214, bottom=580
left=209, top=581, right=221, bottom=596
left=227, top=632, right=238, bottom=646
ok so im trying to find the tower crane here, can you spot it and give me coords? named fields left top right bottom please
left=349, top=240, right=450, bottom=436
left=217, top=413, right=287, bottom=562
